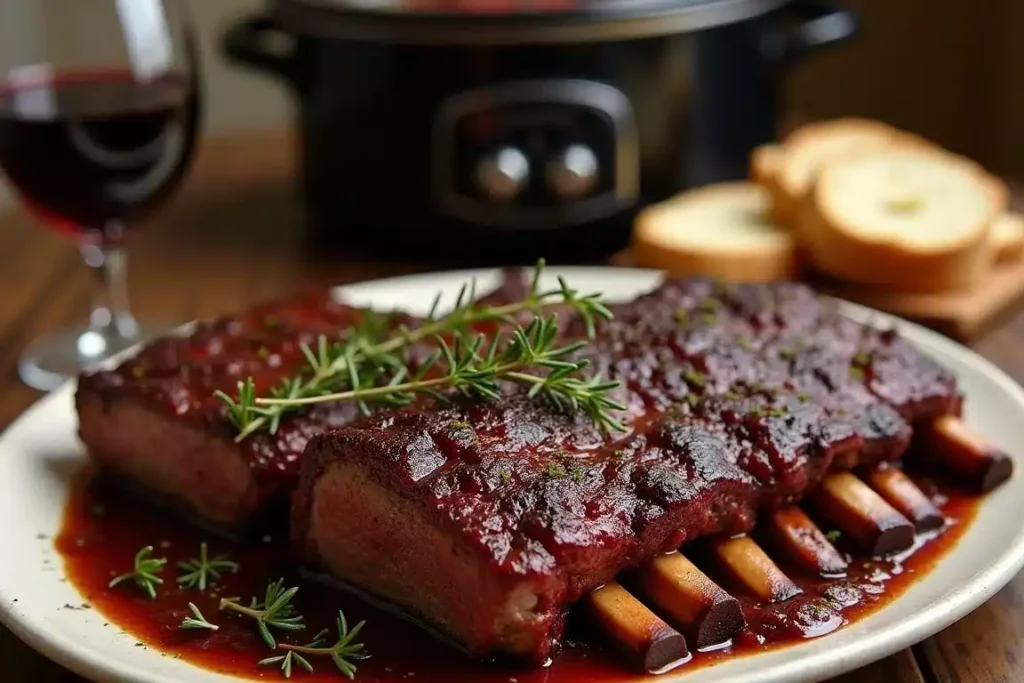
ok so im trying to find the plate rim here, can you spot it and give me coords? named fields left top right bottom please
left=1, top=264, right=1023, bottom=683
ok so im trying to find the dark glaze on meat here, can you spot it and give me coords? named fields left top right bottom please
left=74, top=274, right=530, bottom=528
left=77, top=273, right=957, bottom=532
left=66, top=272, right=987, bottom=676
left=292, top=280, right=963, bottom=663
left=81, top=291, right=404, bottom=475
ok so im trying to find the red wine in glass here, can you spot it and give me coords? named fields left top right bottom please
left=0, top=0, right=200, bottom=391
left=0, top=70, right=198, bottom=237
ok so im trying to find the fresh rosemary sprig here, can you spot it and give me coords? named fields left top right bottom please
left=277, top=611, right=368, bottom=679
left=219, top=578, right=305, bottom=648
left=255, top=315, right=627, bottom=433
left=177, top=543, right=239, bottom=591
left=108, top=546, right=167, bottom=600
left=259, top=648, right=314, bottom=679
left=216, top=260, right=616, bottom=441
left=180, top=602, right=219, bottom=631
left=258, top=629, right=330, bottom=679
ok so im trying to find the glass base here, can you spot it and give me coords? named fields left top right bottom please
left=18, top=324, right=172, bottom=392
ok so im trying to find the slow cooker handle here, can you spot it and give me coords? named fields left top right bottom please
left=222, top=15, right=302, bottom=87
left=771, top=0, right=858, bottom=62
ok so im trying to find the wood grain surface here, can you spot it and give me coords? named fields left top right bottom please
left=0, top=133, right=1020, bottom=683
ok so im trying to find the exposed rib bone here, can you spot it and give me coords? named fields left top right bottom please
left=924, top=416, right=1013, bottom=493
left=767, top=506, right=848, bottom=577
left=709, top=536, right=802, bottom=603
left=811, top=472, right=914, bottom=556
left=636, top=551, right=745, bottom=650
left=865, top=465, right=944, bottom=532
left=585, top=581, right=690, bottom=673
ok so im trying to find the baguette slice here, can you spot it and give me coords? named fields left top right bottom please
left=774, top=119, right=897, bottom=225
left=991, top=212, right=1024, bottom=264
left=803, top=148, right=1006, bottom=292
left=631, top=182, right=799, bottom=283
left=750, top=144, right=787, bottom=225
left=774, top=118, right=928, bottom=227
left=750, top=144, right=783, bottom=187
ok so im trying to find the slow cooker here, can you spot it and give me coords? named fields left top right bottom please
left=223, top=0, right=856, bottom=264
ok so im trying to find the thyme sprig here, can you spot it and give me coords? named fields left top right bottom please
left=177, top=543, right=239, bottom=591
left=180, top=602, right=219, bottom=631
left=277, top=611, right=368, bottom=679
left=108, top=546, right=166, bottom=600
left=219, top=579, right=305, bottom=649
left=256, top=315, right=626, bottom=433
left=217, top=261, right=619, bottom=441
left=259, top=648, right=315, bottom=679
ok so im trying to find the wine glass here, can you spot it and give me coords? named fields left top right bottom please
left=0, top=0, right=201, bottom=390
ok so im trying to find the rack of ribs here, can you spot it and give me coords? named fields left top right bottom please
left=290, top=278, right=1011, bottom=667
left=75, top=273, right=1012, bottom=670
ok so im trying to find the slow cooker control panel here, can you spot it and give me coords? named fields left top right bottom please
left=432, top=80, right=639, bottom=230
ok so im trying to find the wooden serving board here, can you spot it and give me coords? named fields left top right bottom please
left=609, top=249, right=1024, bottom=342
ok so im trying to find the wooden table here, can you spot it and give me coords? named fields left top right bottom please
left=0, top=134, right=1021, bottom=682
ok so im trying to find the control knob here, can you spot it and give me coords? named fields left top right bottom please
left=475, top=146, right=530, bottom=202
left=547, top=144, right=599, bottom=199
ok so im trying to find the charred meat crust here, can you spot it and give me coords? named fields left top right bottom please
left=293, top=279, right=961, bottom=663
left=75, top=274, right=529, bottom=529
left=77, top=274, right=963, bottom=662
left=292, top=396, right=857, bottom=664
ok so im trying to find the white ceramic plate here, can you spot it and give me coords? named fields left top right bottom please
left=1, top=266, right=1023, bottom=683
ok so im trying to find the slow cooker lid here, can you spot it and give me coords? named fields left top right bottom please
left=274, top=0, right=789, bottom=44
left=283, top=0, right=740, bottom=17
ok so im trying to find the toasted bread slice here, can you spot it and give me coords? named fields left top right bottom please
left=751, top=144, right=783, bottom=186
left=803, top=148, right=1006, bottom=292
left=774, top=118, right=898, bottom=225
left=750, top=144, right=787, bottom=224
left=991, top=212, right=1024, bottom=264
left=631, top=182, right=799, bottom=283
left=774, top=118, right=934, bottom=228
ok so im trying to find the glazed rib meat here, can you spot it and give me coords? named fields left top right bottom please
left=75, top=274, right=529, bottom=532
left=292, top=279, right=961, bottom=665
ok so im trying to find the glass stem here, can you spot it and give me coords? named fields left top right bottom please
left=81, top=237, right=139, bottom=342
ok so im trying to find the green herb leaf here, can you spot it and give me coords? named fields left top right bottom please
left=218, top=260, right=621, bottom=440
left=180, top=602, right=219, bottom=631
left=259, top=647, right=316, bottom=679
left=109, top=546, right=166, bottom=600
left=683, top=370, right=707, bottom=388
left=177, top=543, right=239, bottom=592
left=277, top=611, right=368, bottom=680
left=698, top=298, right=721, bottom=313
left=220, top=579, right=306, bottom=649
left=545, top=462, right=568, bottom=479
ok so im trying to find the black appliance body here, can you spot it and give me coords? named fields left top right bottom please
left=223, top=0, right=856, bottom=264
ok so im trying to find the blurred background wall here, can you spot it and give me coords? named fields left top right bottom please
left=788, top=0, right=1023, bottom=181
left=0, top=0, right=1020, bottom=211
